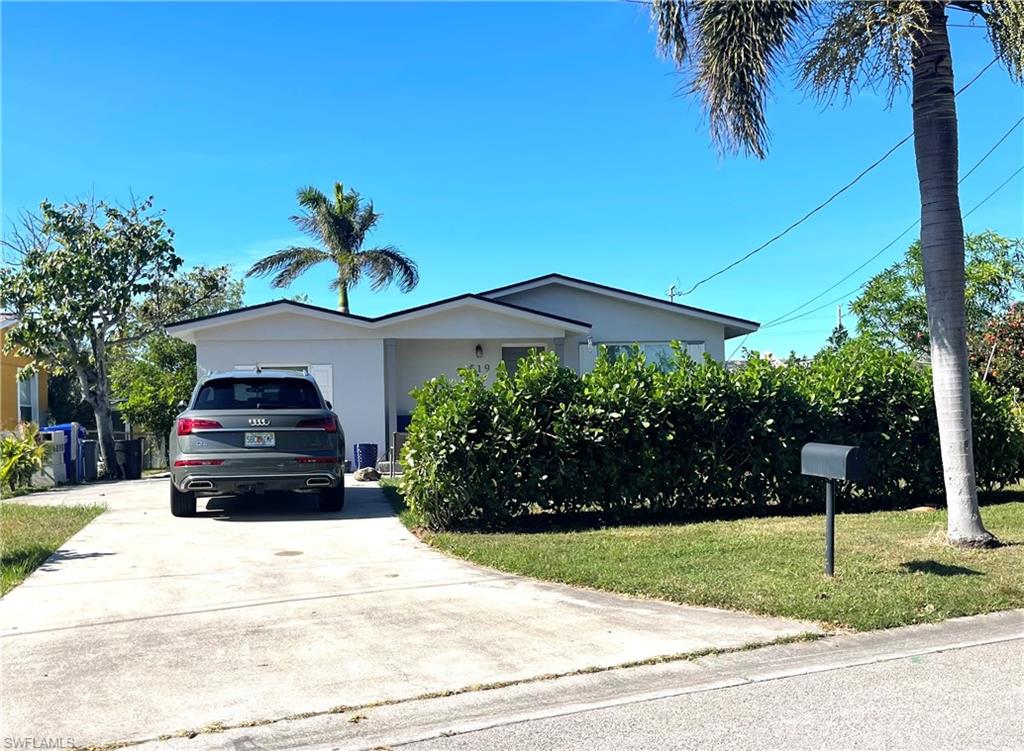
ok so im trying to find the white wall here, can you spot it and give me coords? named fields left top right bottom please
left=379, top=305, right=573, bottom=340
left=491, top=284, right=728, bottom=364
left=193, top=336, right=386, bottom=463
left=393, top=338, right=556, bottom=414
left=188, top=311, right=378, bottom=341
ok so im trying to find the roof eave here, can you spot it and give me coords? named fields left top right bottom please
left=481, top=273, right=760, bottom=330
left=165, top=296, right=592, bottom=338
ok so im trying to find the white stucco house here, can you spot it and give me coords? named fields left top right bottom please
left=166, top=274, right=758, bottom=462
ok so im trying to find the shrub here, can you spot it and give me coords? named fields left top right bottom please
left=971, top=382, right=1024, bottom=491
left=0, top=423, right=49, bottom=492
left=802, top=340, right=942, bottom=501
left=400, top=341, right=1024, bottom=530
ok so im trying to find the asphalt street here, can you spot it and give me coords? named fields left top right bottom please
left=404, top=639, right=1023, bottom=751
left=129, top=609, right=1023, bottom=751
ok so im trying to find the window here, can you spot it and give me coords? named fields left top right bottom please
left=579, top=341, right=707, bottom=374
left=501, top=345, right=546, bottom=377
left=17, top=370, right=37, bottom=423
left=685, top=342, right=706, bottom=360
left=195, top=377, right=323, bottom=410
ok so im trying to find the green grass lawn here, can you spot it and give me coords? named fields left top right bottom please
left=1, top=503, right=105, bottom=595
left=384, top=483, right=1024, bottom=630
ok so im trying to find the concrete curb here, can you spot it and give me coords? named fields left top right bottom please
left=129, top=609, right=1023, bottom=751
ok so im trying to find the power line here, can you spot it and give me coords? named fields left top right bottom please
left=959, top=115, right=1024, bottom=183
left=729, top=163, right=1021, bottom=361
left=763, top=164, right=1023, bottom=331
left=680, top=134, right=912, bottom=296
left=962, top=166, right=1024, bottom=220
left=729, top=162, right=1023, bottom=359
left=759, top=115, right=1024, bottom=328
left=680, top=57, right=998, bottom=297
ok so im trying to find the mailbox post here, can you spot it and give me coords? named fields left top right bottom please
left=801, top=443, right=866, bottom=576
left=824, top=477, right=836, bottom=576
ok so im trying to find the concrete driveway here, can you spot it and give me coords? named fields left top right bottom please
left=1, top=477, right=816, bottom=748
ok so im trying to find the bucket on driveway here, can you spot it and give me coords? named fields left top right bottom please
left=353, top=443, right=378, bottom=471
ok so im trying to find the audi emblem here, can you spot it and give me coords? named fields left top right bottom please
left=248, top=418, right=271, bottom=427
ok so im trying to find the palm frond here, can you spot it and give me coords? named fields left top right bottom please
left=652, top=1, right=810, bottom=159
left=258, top=180, right=416, bottom=309
left=800, top=2, right=928, bottom=107
left=692, top=0, right=810, bottom=159
left=357, top=245, right=420, bottom=293
left=651, top=0, right=691, bottom=66
left=356, top=201, right=380, bottom=238
left=293, top=185, right=350, bottom=253
left=245, top=246, right=329, bottom=288
left=295, top=186, right=331, bottom=218
left=986, top=0, right=1024, bottom=82
left=331, top=251, right=362, bottom=291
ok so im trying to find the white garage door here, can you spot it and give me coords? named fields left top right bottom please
left=307, top=364, right=334, bottom=405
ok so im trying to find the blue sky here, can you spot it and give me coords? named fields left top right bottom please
left=3, top=1, right=1022, bottom=356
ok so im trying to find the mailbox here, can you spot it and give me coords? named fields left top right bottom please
left=801, top=442, right=866, bottom=577
left=801, top=442, right=866, bottom=482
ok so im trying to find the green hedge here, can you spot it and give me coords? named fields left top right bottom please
left=401, top=340, right=1024, bottom=530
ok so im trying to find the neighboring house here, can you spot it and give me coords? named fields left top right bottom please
left=0, top=314, right=49, bottom=431
left=166, top=274, right=758, bottom=462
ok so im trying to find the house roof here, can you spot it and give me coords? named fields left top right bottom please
left=166, top=273, right=759, bottom=340
left=0, top=313, right=18, bottom=331
left=480, top=273, right=760, bottom=336
left=165, top=293, right=592, bottom=337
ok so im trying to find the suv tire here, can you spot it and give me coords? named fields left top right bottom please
left=319, top=483, right=345, bottom=513
left=170, top=482, right=197, bottom=517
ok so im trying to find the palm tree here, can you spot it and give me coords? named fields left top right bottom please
left=649, top=0, right=1022, bottom=547
left=247, top=182, right=418, bottom=314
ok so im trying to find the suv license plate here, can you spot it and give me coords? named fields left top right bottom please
left=244, top=431, right=275, bottom=448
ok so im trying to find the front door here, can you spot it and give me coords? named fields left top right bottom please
left=501, top=345, right=545, bottom=377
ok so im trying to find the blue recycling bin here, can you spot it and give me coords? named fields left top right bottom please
left=40, top=423, right=87, bottom=484
left=353, top=443, right=378, bottom=471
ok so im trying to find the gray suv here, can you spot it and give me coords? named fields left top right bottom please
left=169, top=370, right=345, bottom=517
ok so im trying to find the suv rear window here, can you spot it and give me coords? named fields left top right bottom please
left=194, top=378, right=322, bottom=410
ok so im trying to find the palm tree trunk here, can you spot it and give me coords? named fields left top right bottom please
left=911, top=2, right=995, bottom=548
left=338, top=281, right=350, bottom=314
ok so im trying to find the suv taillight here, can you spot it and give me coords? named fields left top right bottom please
left=296, top=417, right=337, bottom=433
left=177, top=417, right=223, bottom=435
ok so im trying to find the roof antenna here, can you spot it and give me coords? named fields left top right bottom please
left=255, top=364, right=262, bottom=373
left=666, top=281, right=679, bottom=303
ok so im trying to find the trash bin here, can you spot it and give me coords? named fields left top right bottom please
left=353, top=443, right=378, bottom=471
left=114, top=438, right=143, bottom=480
left=81, top=440, right=98, bottom=482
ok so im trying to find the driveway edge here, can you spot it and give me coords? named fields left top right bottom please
left=118, top=609, right=1022, bottom=751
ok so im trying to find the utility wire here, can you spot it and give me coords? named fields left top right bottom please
left=959, top=115, right=1024, bottom=183
left=961, top=165, right=1023, bottom=220
left=680, top=136, right=911, bottom=296
left=729, top=161, right=1023, bottom=360
left=763, top=164, right=1024, bottom=331
left=680, top=57, right=998, bottom=297
left=759, top=115, right=1024, bottom=328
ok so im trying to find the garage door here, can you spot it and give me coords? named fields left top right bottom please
left=307, top=364, right=334, bottom=405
